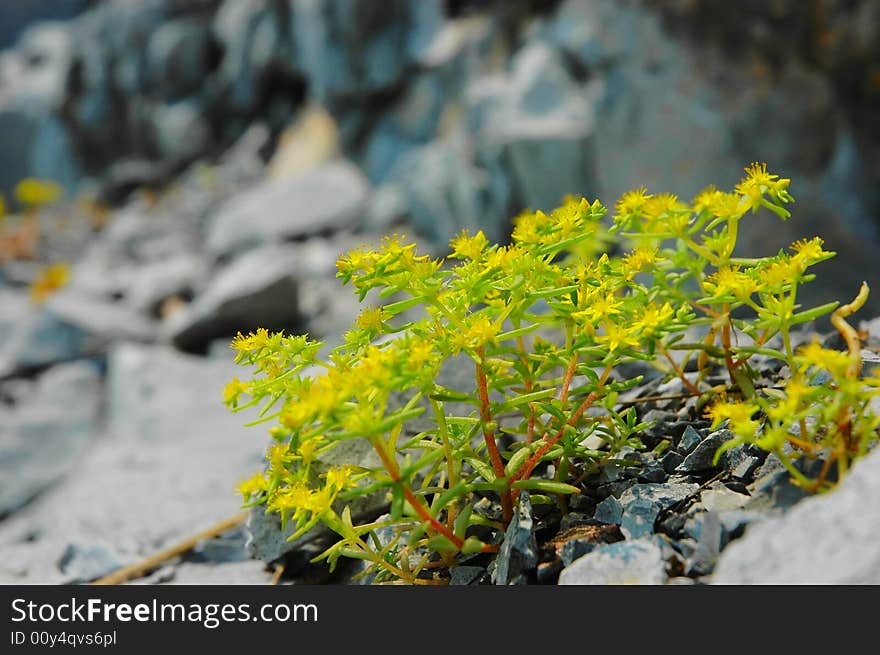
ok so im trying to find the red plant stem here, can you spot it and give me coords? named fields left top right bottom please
left=559, top=353, right=579, bottom=406
left=475, top=349, right=506, bottom=479
left=402, top=487, right=464, bottom=549
left=510, top=363, right=613, bottom=486
left=370, top=437, right=464, bottom=549
left=510, top=391, right=599, bottom=486
left=475, top=348, right=513, bottom=522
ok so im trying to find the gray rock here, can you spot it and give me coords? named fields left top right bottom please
left=28, top=114, right=83, bottom=196
left=290, top=0, right=444, bottom=101
left=637, top=460, right=667, bottom=483
left=155, top=560, right=272, bottom=585
left=0, top=360, right=101, bottom=517
left=617, top=483, right=700, bottom=539
left=542, top=0, right=622, bottom=71
left=449, top=565, right=486, bottom=586
left=358, top=73, right=450, bottom=184
left=163, top=243, right=302, bottom=352
left=0, top=291, right=91, bottom=376
left=675, top=429, right=733, bottom=474
left=45, top=289, right=158, bottom=343
left=0, top=1, right=85, bottom=50
left=474, top=43, right=600, bottom=212
left=213, top=0, right=292, bottom=113
left=558, top=537, right=667, bottom=585
left=58, top=542, right=121, bottom=584
left=146, top=18, right=214, bottom=101
left=729, top=452, right=763, bottom=481
left=745, top=455, right=810, bottom=511
left=678, top=425, right=702, bottom=454
left=153, top=99, right=212, bottom=162
left=493, top=493, right=537, bottom=585
left=9, top=21, right=74, bottom=110
left=0, top=108, right=39, bottom=202
left=661, top=451, right=685, bottom=474
left=124, top=254, right=208, bottom=315
left=713, top=446, right=880, bottom=584
left=700, top=482, right=750, bottom=512
left=594, top=495, right=623, bottom=525
left=206, top=160, right=370, bottom=258
left=383, top=141, right=507, bottom=246
left=560, top=539, right=599, bottom=567
left=190, top=528, right=251, bottom=564
left=0, top=338, right=270, bottom=584
left=684, top=511, right=722, bottom=576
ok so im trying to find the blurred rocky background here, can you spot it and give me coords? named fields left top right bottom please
left=0, top=0, right=878, bottom=584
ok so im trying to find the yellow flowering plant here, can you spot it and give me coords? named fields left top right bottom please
left=226, top=163, right=879, bottom=583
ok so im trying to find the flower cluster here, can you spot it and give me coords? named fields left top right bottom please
left=227, top=163, right=878, bottom=582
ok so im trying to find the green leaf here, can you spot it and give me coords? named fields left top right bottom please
left=454, top=503, right=474, bottom=539
left=430, top=482, right=469, bottom=513
left=504, top=444, right=535, bottom=478
left=466, top=457, right=496, bottom=482
left=428, top=535, right=459, bottom=553
left=496, top=323, right=541, bottom=342
left=429, top=386, right=475, bottom=403
left=460, top=537, right=486, bottom=555
left=382, top=296, right=425, bottom=315
left=530, top=285, right=579, bottom=300
left=790, top=301, right=840, bottom=325
left=496, top=388, right=557, bottom=412
left=732, top=364, right=756, bottom=399
left=390, top=484, right=404, bottom=520
left=511, top=479, right=580, bottom=494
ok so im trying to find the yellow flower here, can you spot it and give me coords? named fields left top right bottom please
left=623, top=246, right=658, bottom=272
left=29, top=262, right=70, bottom=303
left=703, top=266, right=758, bottom=300
left=635, top=302, right=674, bottom=337
left=465, top=316, right=499, bottom=347
left=407, top=338, right=435, bottom=368
left=268, top=482, right=313, bottom=515
left=223, top=377, right=249, bottom=407
left=355, top=306, right=387, bottom=333
left=15, top=178, right=62, bottom=208
left=551, top=196, right=593, bottom=237
left=281, top=400, right=315, bottom=431
left=735, top=162, right=791, bottom=212
left=693, top=186, right=746, bottom=218
left=237, top=472, right=268, bottom=499
left=230, top=328, right=270, bottom=353
left=761, top=256, right=798, bottom=289
left=642, top=193, right=688, bottom=221
left=790, top=237, right=833, bottom=269
left=336, top=245, right=378, bottom=277
left=596, top=323, right=639, bottom=353
left=450, top=229, right=488, bottom=260
left=484, top=244, right=521, bottom=271
left=797, top=342, right=852, bottom=378
left=709, top=401, right=759, bottom=436
left=573, top=290, right=623, bottom=325
left=267, top=443, right=292, bottom=473
left=615, top=187, right=651, bottom=219
left=324, top=466, right=355, bottom=492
